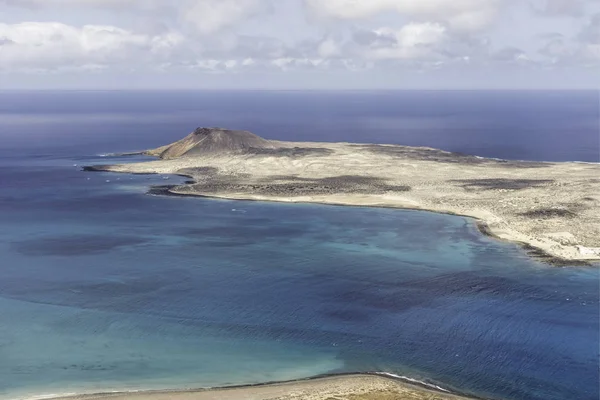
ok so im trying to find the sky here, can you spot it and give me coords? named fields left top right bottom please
left=0, top=0, right=599, bottom=89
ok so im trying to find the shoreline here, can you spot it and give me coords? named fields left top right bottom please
left=164, top=189, right=593, bottom=267
left=20, top=373, right=483, bottom=400
left=83, top=165, right=598, bottom=267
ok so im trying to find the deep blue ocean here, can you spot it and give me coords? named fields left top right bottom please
left=0, top=91, right=598, bottom=400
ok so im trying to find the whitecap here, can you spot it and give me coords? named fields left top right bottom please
left=374, top=372, right=450, bottom=393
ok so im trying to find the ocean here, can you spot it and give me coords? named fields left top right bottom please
left=0, top=90, right=598, bottom=400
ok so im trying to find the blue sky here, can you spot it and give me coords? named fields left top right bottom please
left=0, top=0, right=599, bottom=89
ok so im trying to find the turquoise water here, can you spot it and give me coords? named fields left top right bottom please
left=0, top=91, right=598, bottom=400
left=0, top=153, right=598, bottom=400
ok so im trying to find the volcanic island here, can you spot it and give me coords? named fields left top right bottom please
left=86, top=127, right=600, bottom=265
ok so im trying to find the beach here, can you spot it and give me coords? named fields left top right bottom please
left=51, top=374, right=475, bottom=400
left=88, top=136, right=600, bottom=265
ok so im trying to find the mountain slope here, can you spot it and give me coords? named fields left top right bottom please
left=146, top=127, right=275, bottom=159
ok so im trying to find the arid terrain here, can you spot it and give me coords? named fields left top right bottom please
left=87, top=127, right=600, bottom=265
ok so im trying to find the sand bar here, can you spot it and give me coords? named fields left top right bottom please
left=49, top=374, right=478, bottom=400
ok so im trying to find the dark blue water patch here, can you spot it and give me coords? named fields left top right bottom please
left=0, top=90, right=598, bottom=162
left=0, top=161, right=189, bottom=219
left=179, top=222, right=316, bottom=242
left=11, top=234, right=153, bottom=256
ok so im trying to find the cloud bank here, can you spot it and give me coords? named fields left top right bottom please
left=0, top=0, right=598, bottom=88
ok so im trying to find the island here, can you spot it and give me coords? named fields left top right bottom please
left=86, top=127, right=600, bottom=265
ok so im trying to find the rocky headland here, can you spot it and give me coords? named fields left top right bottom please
left=86, top=127, right=600, bottom=265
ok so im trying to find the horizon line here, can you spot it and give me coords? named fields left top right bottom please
left=1, top=88, right=598, bottom=92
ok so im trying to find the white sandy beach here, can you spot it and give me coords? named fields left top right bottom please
left=50, top=374, right=474, bottom=400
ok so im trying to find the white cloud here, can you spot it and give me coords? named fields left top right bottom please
left=530, top=0, right=587, bottom=17
left=304, top=0, right=502, bottom=31
left=270, top=57, right=328, bottom=70
left=180, top=0, right=267, bottom=35
left=578, top=12, right=600, bottom=43
left=340, top=22, right=491, bottom=66
left=1, top=0, right=268, bottom=35
left=0, top=19, right=487, bottom=74
left=0, top=22, right=184, bottom=71
left=1, top=0, right=158, bottom=11
left=0, top=0, right=599, bottom=86
left=577, top=12, right=600, bottom=63
left=317, top=37, right=341, bottom=58
left=537, top=13, right=600, bottom=66
left=491, top=47, right=532, bottom=64
left=390, top=23, right=447, bottom=48
left=365, top=23, right=448, bottom=60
